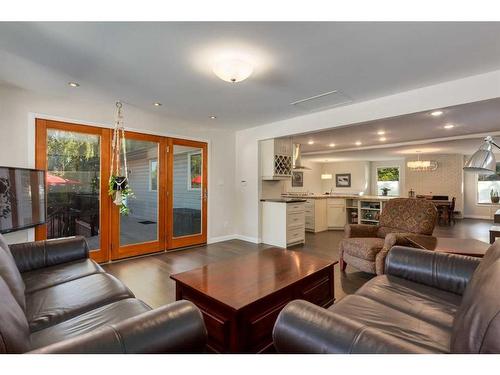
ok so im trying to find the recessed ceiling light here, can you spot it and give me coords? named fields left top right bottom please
left=153, top=102, right=162, bottom=107
left=329, top=143, right=335, bottom=147
left=379, top=137, right=387, bottom=142
left=444, top=124, right=455, bottom=129
left=209, top=115, right=217, bottom=119
left=431, top=110, right=443, bottom=117
left=355, top=141, right=362, bottom=146
left=68, top=82, right=79, bottom=87
left=377, top=130, right=385, bottom=135
left=308, top=140, right=314, bottom=145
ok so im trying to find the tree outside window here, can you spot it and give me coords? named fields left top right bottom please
left=377, top=167, right=400, bottom=196
left=477, top=162, right=500, bottom=203
left=188, top=152, right=202, bottom=190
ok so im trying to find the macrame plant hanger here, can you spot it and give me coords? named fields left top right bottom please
left=109, top=101, right=132, bottom=213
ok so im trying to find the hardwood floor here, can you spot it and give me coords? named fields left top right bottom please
left=103, top=218, right=492, bottom=309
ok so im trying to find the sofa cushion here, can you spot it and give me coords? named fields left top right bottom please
left=22, top=258, right=104, bottom=293
left=341, top=237, right=385, bottom=261
left=26, top=273, right=134, bottom=332
left=451, top=241, right=500, bottom=353
left=0, top=276, right=30, bottom=353
left=357, top=275, right=461, bottom=329
left=328, top=294, right=451, bottom=353
left=30, top=298, right=151, bottom=350
left=378, top=198, right=437, bottom=235
left=0, top=238, right=26, bottom=311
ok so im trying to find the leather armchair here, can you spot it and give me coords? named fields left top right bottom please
left=340, top=198, right=438, bottom=274
left=273, top=245, right=498, bottom=354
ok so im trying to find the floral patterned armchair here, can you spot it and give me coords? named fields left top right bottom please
left=339, top=198, right=437, bottom=274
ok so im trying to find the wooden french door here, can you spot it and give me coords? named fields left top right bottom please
left=167, top=138, right=208, bottom=249
left=35, top=119, right=208, bottom=262
left=35, top=119, right=112, bottom=263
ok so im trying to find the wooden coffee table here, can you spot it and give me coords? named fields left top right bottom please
left=403, top=235, right=490, bottom=258
left=170, top=248, right=337, bottom=353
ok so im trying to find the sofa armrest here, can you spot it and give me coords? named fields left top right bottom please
left=29, top=300, right=207, bottom=354
left=344, top=224, right=379, bottom=238
left=385, top=246, right=481, bottom=295
left=273, top=300, right=436, bottom=353
left=9, top=236, right=89, bottom=273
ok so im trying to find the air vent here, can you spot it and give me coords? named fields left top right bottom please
left=290, top=90, right=353, bottom=112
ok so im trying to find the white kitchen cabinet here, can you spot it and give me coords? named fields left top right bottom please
left=327, top=198, right=346, bottom=229
left=305, top=199, right=328, bottom=232
left=262, top=200, right=305, bottom=248
left=260, top=138, right=293, bottom=180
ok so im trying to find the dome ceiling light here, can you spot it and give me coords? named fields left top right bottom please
left=212, top=59, right=253, bottom=83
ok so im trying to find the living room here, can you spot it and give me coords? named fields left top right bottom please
left=1, top=2, right=500, bottom=374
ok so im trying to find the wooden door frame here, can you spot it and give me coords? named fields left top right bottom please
left=167, top=137, right=208, bottom=249
left=35, top=118, right=112, bottom=263
left=110, top=131, right=167, bottom=260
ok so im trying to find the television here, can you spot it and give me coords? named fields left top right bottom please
left=0, top=166, right=46, bottom=234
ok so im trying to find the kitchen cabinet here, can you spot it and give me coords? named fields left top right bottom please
left=260, top=138, right=293, bottom=180
left=305, top=199, right=328, bottom=233
left=262, top=200, right=305, bottom=248
left=327, top=198, right=346, bottom=229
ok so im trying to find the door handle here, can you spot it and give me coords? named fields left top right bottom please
left=203, top=187, right=208, bottom=200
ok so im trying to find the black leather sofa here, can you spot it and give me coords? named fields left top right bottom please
left=0, top=234, right=207, bottom=353
left=273, top=242, right=500, bottom=353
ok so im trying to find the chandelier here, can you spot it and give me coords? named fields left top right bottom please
left=407, top=152, right=438, bottom=172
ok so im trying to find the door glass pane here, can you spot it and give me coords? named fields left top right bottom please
left=46, top=129, right=100, bottom=250
left=173, top=145, right=202, bottom=237
left=119, top=139, right=159, bottom=246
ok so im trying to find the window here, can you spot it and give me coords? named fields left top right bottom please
left=188, top=152, right=202, bottom=190
left=149, top=159, right=158, bottom=191
left=377, top=167, right=400, bottom=196
left=477, top=162, right=500, bottom=204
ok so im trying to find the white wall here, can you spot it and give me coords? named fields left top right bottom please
left=235, top=70, right=500, bottom=242
left=321, top=161, right=370, bottom=195
left=0, top=84, right=236, bottom=244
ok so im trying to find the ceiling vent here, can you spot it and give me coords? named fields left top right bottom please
left=290, top=90, right=353, bottom=112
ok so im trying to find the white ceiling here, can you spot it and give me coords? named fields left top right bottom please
left=295, top=98, right=500, bottom=162
left=1, top=22, right=500, bottom=130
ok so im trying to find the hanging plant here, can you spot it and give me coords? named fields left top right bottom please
left=109, top=101, right=134, bottom=215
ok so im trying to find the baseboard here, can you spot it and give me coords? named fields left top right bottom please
left=463, top=215, right=491, bottom=220
left=207, top=234, right=261, bottom=244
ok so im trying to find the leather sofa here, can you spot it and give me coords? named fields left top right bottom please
left=0, top=234, right=207, bottom=353
left=340, top=198, right=437, bottom=274
left=273, top=242, right=500, bottom=353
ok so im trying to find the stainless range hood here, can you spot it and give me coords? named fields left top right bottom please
left=293, top=143, right=311, bottom=170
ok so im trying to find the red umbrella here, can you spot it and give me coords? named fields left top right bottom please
left=47, top=173, right=81, bottom=185
left=191, top=175, right=202, bottom=185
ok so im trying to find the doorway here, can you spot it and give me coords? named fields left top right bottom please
left=35, top=119, right=208, bottom=262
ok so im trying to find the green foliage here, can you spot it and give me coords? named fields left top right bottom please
left=47, top=131, right=99, bottom=173
left=377, top=167, right=400, bottom=182
left=479, top=163, right=500, bottom=182
left=108, top=175, right=134, bottom=215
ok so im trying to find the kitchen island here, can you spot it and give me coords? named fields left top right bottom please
left=261, top=199, right=307, bottom=248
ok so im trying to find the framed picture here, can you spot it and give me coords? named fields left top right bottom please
left=292, top=171, right=303, bottom=187
left=336, top=173, right=351, bottom=188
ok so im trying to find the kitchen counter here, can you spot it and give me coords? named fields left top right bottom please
left=281, top=194, right=396, bottom=201
left=261, top=198, right=307, bottom=203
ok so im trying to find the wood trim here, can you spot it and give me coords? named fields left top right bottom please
left=168, top=137, right=208, bottom=250
left=34, top=119, right=48, bottom=241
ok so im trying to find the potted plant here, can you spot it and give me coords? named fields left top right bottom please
left=109, top=175, right=134, bottom=215
left=491, top=188, right=500, bottom=204
left=380, top=187, right=391, bottom=196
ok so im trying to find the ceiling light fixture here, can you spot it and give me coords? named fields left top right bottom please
left=209, top=115, right=217, bottom=119
left=329, top=143, right=335, bottom=147
left=377, top=130, right=385, bottom=135
left=308, top=140, right=314, bottom=145
left=355, top=141, right=362, bottom=146
left=444, top=124, right=455, bottom=129
left=321, top=173, right=333, bottom=180
left=379, top=137, right=387, bottom=142
left=407, top=151, right=438, bottom=172
left=68, top=82, right=80, bottom=87
left=431, top=110, right=443, bottom=117
left=153, top=102, right=162, bottom=107
left=213, top=59, right=253, bottom=83
left=464, top=136, right=500, bottom=174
